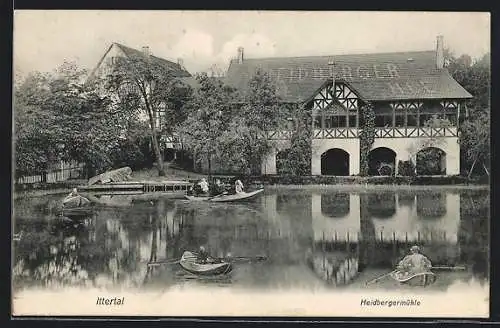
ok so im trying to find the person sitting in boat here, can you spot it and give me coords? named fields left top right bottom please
left=397, top=245, right=432, bottom=274
left=198, top=178, right=210, bottom=194
left=235, top=179, right=244, bottom=194
left=197, top=246, right=210, bottom=264
left=210, top=179, right=225, bottom=197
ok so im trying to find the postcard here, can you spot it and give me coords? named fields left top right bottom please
left=12, top=10, right=490, bottom=318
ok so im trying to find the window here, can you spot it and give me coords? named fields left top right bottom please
left=407, top=113, right=418, bottom=127
left=375, top=114, right=393, bottom=128
left=395, top=113, right=405, bottom=127
left=444, top=108, right=457, bottom=126
left=419, top=114, right=432, bottom=127
left=325, top=115, right=347, bottom=128
left=445, top=113, right=457, bottom=125
left=419, top=102, right=443, bottom=127
left=313, top=115, right=322, bottom=129
left=348, top=115, right=357, bottom=127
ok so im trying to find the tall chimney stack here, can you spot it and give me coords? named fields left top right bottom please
left=177, top=58, right=184, bottom=68
left=436, top=35, right=444, bottom=69
left=237, top=47, right=244, bottom=64
left=142, top=46, right=151, bottom=60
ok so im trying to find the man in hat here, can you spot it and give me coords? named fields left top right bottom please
left=396, top=245, right=432, bottom=274
left=197, top=246, right=209, bottom=264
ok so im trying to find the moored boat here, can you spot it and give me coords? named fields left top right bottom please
left=62, top=194, right=93, bottom=217
left=390, top=270, right=436, bottom=287
left=184, top=189, right=264, bottom=202
left=179, top=251, right=232, bottom=276
left=63, top=195, right=91, bottom=209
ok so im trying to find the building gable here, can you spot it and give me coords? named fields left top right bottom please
left=88, top=43, right=192, bottom=82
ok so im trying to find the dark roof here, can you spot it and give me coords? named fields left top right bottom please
left=114, top=43, right=191, bottom=78
left=225, top=50, right=473, bottom=102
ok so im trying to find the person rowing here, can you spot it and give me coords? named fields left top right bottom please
left=196, top=246, right=221, bottom=264
left=396, top=245, right=432, bottom=275
left=197, top=246, right=210, bottom=264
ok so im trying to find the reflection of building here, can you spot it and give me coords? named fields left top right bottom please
left=308, top=191, right=462, bottom=267
left=370, top=193, right=460, bottom=243
left=312, top=193, right=360, bottom=242
left=225, top=36, right=472, bottom=176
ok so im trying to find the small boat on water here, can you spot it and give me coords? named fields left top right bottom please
left=63, top=195, right=91, bottom=208
left=185, top=189, right=264, bottom=202
left=390, top=270, right=436, bottom=287
left=179, top=251, right=232, bottom=276
left=62, top=194, right=93, bottom=216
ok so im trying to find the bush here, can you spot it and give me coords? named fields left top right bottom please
left=398, top=160, right=416, bottom=176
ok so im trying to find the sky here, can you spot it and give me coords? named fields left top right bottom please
left=13, top=11, right=490, bottom=78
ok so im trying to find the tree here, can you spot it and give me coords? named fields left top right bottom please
left=106, top=54, right=192, bottom=176
left=229, top=68, right=288, bottom=175
left=275, top=103, right=312, bottom=176
left=176, top=73, right=235, bottom=177
left=445, top=51, right=490, bottom=175
left=14, top=61, right=136, bottom=178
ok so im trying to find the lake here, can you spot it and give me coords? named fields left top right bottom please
left=12, top=187, right=489, bottom=294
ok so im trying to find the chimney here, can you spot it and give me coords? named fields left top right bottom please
left=436, top=35, right=444, bottom=69
left=237, top=47, right=244, bottom=64
left=142, top=46, right=151, bottom=60
left=177, top=58, right=184, bottom=68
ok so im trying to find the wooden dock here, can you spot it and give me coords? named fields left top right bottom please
left=78, top=180, right=193, bottom=193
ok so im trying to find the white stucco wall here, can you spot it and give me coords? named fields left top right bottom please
left=311, top=138, right=360, bottom=175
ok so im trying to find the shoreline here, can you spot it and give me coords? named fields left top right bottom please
left=13, top=181, right=489, bottom=200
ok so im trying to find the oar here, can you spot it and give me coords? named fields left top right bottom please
left=365, top=270, right=397, bottom=286
left=147, top=259, right=181, bottom=267
left=208, top=192, right=228, bottom=200
left=431, top=266, right=467, bottom=271
left=225, top=255, right=268, bottom=262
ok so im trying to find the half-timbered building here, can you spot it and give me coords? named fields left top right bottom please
left=225, top=36, right=472, bottom=176
left=89, top=43, right=192, bottom=150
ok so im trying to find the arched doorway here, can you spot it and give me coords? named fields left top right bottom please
left=416, top=147, right=446, bottom=175
left=368, top=147, right=396, bottom=176
left=321, top=148, right=350, bottom=176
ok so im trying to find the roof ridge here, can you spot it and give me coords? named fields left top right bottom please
left=114, top=42, right=183, bottom=67
left=238, top=50, right=435, bottom=62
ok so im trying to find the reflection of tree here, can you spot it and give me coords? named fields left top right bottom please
left=416, top=192, right=446, bottom=218
left=13, top=219, right=94, bottom=289
left=320, top=193, right=350, bottom=218
left=459, top=191, right=489, bottom=280
left=367, top=193, right=396, bottom=218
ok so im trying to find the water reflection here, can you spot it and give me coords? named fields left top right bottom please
left=13, top=188, right=489, bottom=292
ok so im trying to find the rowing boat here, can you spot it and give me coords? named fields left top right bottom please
left=179, top=251, right=232, bottom=276
left=63, top=195, right=91, bottom=208
left=390, top=270, right=436, bottom=287
left=62, top=195, right=93, bottom=217
left=184, top=189, right=264, bottom=202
